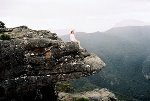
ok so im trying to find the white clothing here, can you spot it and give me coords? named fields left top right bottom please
left=70, top=34, right=78, bottom=42
left=69, top=33, right=83, bottom=49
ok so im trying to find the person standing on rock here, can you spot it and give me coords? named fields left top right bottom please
left=69, top=30, right=82, bottom=48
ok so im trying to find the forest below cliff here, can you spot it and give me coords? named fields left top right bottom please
left=61, top=26, right=150, bottom=101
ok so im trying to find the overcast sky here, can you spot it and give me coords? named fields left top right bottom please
left=1, top=0, right=150, bottom=33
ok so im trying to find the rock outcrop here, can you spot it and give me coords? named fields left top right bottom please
left=58, top=88, right=118, bottom=101
left=0, top=21, right=105, bottom=101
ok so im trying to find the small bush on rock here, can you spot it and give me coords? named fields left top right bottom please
left=0, top=21, right=5, bottom=28
left=73, top=97, right=89, bottom=101
left=55, top=82, right=73, bottom=93
left=0, top=34, right=10, bottom=40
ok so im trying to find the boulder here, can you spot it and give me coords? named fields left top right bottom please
left=58, top=88, right=118, bottom=101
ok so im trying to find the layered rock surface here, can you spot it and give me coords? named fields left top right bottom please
left=0, top=22, right=105, bottom=101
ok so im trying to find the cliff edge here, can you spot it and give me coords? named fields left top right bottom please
left=0, top=21, right=105, bottom=101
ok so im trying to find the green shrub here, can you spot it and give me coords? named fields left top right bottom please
left=73, top=97, right=89, bottom=101
left=0, top=34, right=10, bottom=40
left=0, top=32, right=4, bottom=34
left=55, top=82, right=74, bottom=93
left=0, top=21, right=5, bottom=28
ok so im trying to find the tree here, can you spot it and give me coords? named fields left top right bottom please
left=0, top=21, right=5, bottom=28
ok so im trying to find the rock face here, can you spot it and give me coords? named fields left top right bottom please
left=58, top=88, right=118, bottom=101
left=0, top=21, right=105, bottom=101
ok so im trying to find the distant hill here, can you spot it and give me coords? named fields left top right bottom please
left=114, top=20, right=150, bottom=28
left=61, top=26, right=150, bottom=101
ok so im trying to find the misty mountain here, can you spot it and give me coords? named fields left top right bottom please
left=114, top=20, right=150, bottom=28
left=61, top=26, right=150, bottom=101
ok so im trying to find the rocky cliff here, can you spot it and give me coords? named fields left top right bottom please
left=0, top=21, right=105, bottom=101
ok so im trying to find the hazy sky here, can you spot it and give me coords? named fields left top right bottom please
left=1, top=0, right=150, bottom=32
